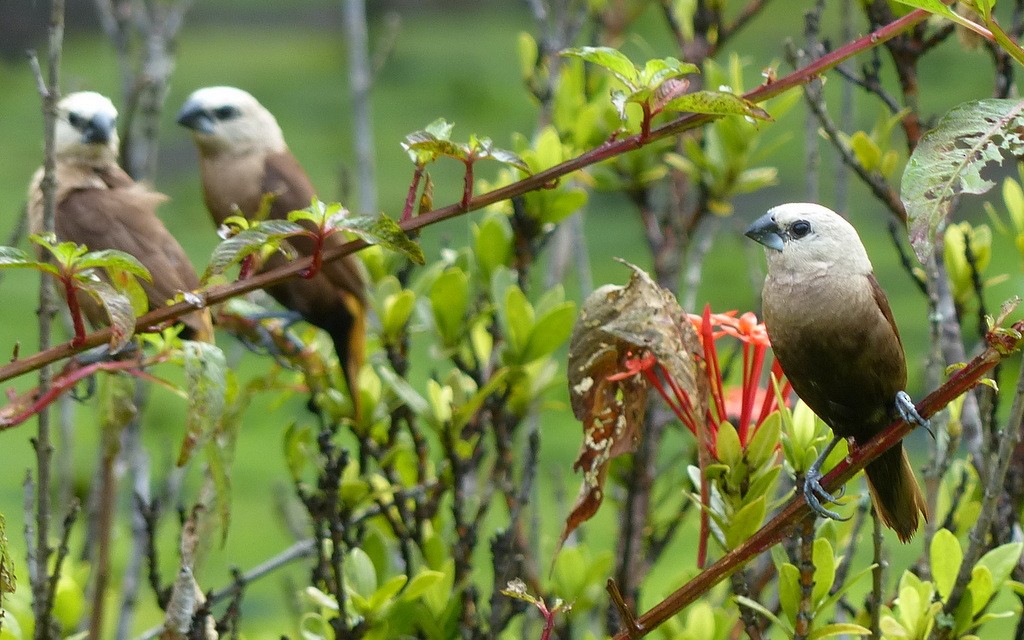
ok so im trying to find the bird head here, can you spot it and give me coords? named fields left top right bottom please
left=744, top=202, right=872, bottom=275
left=55, top=91, right=119, bottom=164
left=176, top=86, right=286, bottom=155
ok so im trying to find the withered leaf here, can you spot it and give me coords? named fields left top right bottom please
left=560, top=261, right=704, bottom=552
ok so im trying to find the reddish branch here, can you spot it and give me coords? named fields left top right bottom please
left=0, top=9, right=931, bottom=388
left=608, top=323, right=1020, bottom=639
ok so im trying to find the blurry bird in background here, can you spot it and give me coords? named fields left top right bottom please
left=27, top=91, right=214, bottom=343
left=745, top=202, right=928, bottom=542
left=176, top=86, right=366, bottom=413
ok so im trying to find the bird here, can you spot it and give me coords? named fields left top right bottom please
left=27, top=91, right=214, bottom=343
left=175, top=86, right=366, bottom=410
left=745, top=202, right=927, bottom=542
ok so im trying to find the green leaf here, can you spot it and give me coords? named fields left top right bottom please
left=808, top=623, right=871, bottom=639
left=367, top=574, right=407, bottom=612
left=451, top=368, right=510, bottom=431
left=777, top=562, right=801, bottom=625
left=931, top=528, right=964, bottom=599
left=338, top=213, right=425, bottom=265
left=501, top=285, right=534, bottom=362
left=812, top=538, right=836, bottom=606
left=206, top=224, right=301, bottom=277
left=725, top=494, right=766, bottom=549
left=402, top=119, right=465, bottom=164
left=484, top=147, right=531, bottom=174
left=430, top=268, right=470, bottom=347
left=519, top=301, right=576, bottom=364
left=967, top=565, right=994, bottom=615
left=561, top=46, right=639, bottom=89
left=176, top=341, right=227, bottom=467
left=283, top=422, right=313, bottom=482
left=346, top=547, right=378, bottom=597
left=381, top=289, right=416, bottom=342
left=902, top=98, right=1024, bottom=263
left=716, top=421, right=742, bottom=467
left=375, top=362, right=429, bottom=414
left=977, top=541, right=1023, bottom=589
left=473, top=213, right=513, bottom=279
left=746, top=412, right=781, bottom=469
left=735, top=595, right=790, bottom=633
left=891, top=0, right=990, bottom=32
left=402, top=570, right=444, bottom=602
left=76, top=279, right=137, bottom=353
left=0, top=246, right=36, bottom=268
left=661, top=90, right=771, bottom=120
left=77, top=249, right=152, bottom=282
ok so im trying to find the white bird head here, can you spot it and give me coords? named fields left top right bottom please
left=55, top=91, right=119, bottom=164
left=745, top=202, right=873, bottom=276
left=176, top=86, right=285, bottom=155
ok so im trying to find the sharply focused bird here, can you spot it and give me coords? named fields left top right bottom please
left=27, top=91, right=214, bottom=343
left=745, top=202, right=927, bottom=542
left=175, top=86, right=366, bottom=407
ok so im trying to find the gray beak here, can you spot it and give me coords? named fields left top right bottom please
left=744, top=212, right=785, bottom=252
left=176, top=99, right=214, bottom=134
left=82, top=112, right=116, bottom=144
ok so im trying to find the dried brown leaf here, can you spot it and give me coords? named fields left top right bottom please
left=559, top=261, right=704, bottom=553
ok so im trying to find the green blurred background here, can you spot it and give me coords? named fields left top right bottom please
left=0, top=1, right=1021, bottom=636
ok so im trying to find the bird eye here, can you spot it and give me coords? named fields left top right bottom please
left=213, top=106, right=239, bottom=120
left=791, top=220, right=811, bottom=238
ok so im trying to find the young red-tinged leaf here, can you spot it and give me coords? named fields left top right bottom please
left=561, top=47, right=640, bottom=89
left=902, top=98, right=1024, bottom=263
left=205, top=221, right=304, bottom=277
left=402, top=119, right=466, bottom=164
left=176, top=341, right=227, bottom=467
left=77, top=279, right=138, bottom=352
left=560, top=261, right=704, bottom=552
left=341, top=213, right=426, bottom=265
left=481, top=147, right=531, bottom=175
left=661, top=90, right=772, bottom=121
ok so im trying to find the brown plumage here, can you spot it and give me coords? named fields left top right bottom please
left=28, top=91, right=213, bottom=343
left=745, top=202, right=927, bottom=542
left=176, top=86, right=365, bottom=405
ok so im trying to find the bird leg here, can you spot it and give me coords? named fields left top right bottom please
left=803, top=435, right=850, bottom=522
left=233, top=310, right=307, bottom=367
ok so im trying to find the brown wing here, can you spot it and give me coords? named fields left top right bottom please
left=59, top=186, right=213, bottom=340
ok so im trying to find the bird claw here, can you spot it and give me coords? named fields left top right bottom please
left=896, top=391, right=929, bottom=428
left=804, top=471, right=850, bottom=522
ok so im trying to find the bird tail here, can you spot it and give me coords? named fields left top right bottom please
left=182, top=309, right=216, bottom=344
left=337, top=291, right=367, bottom=419
left=864, top=445, right=928, bottom=542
